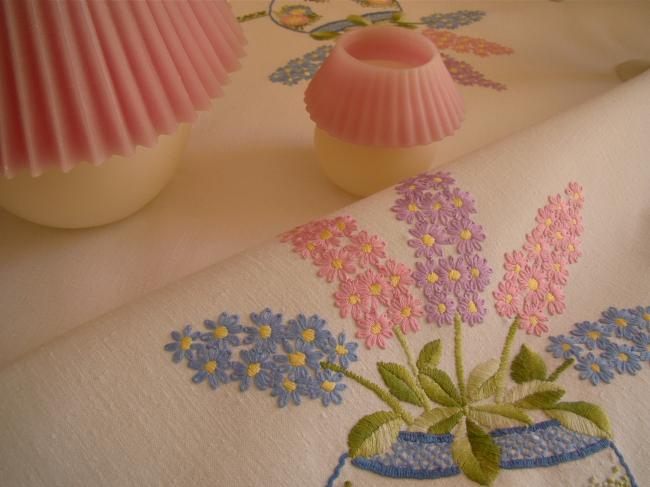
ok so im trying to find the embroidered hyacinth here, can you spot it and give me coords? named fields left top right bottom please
left=547, top=305, right=650, bottom=386
left=164, top=309, right=356, bottom=407
left=392, top=171, right=493, bottom=329
left=493, top=182, right=585, bottom=336
left=281, top=216, right=424, bottom=350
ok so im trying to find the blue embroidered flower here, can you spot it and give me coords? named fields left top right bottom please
left=312, top=369, right=346, bottom=406
left=569, top=321, right=612, bottom=350
left=575, top=352, right=614, bottom=386
left=632, top=332, right=650, bottom=362
left=269, top=45, right=333, bottom=86
left=546, top=335, right=582, bottom=360
left=201, top=312, right=243, bottom=349
left=420, top=10, right=486, bottom=30
left=243, top=308, right=285, bottom=353
left=189, top=348, right=232, bottom=389
left=274, top=340, right=323, bottom=376
left=599, top=307, right=639, bottom=339
left=164, top=325, right=203, bottom=363
left=327, top=332, right=359, bottom=368
left=630, top=306, right=650, bottom=331
left=230, top=349, right=275, bottom=392
left=271, top=370, right=310, bottom=408
left=286, top=313, right=334, bottom=350
left=601, top=343, right=642, bottom=376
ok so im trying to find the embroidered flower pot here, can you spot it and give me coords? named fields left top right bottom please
left=305, top=26, right=464, bottom=197
left=0, top=0, right=245, bottom=228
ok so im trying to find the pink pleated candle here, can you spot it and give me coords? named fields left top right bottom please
left=305, top=26, right=464, bottom=196
left=0, top=0, right=245, bottom=228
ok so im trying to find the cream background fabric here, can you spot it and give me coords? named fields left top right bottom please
left=0, top=67, right=649, bottom=486
left=1, top=0, right=649, bottom=367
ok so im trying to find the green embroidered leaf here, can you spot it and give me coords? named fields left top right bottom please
left=419, top=368, right=462, bottom=407
left=503, top=380, right=564, bottom=409
left=544, top=402, right=612, bottom=439
left=347, top=411, right=404, bottom=458
left=452, top=418, right=501, bottom=486
left=346, top=14, right=369, bottom=26
left=310, top=31, right=340, bottom=40
left=416, top=339, right=442, bottom=371
left=428, top=411, right=465, bottom=434
left=466, top=358, right=499, bottom=402
left=412, top=407, right=462, bottom=433
left=395, top=21, right=418, bottom=29
left=468, top=404, right=533, bottom=430
left=377, top=362, right=422, bottom=406
left=510, top=345, right=548, bottom=384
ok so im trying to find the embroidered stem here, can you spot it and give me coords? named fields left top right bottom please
left=547, top=358, right=575, bottom=382
left=321, top=361, right=414, bottom=424
left=393, top=326, right=433, bottom=412
left=236, top=10, right=267, bottom=23
left=495, top=317, right=520, bottom=403
left=453, top=314, right=467, bottom=404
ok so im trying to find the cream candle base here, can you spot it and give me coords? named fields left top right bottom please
left=314, top=127, right=438, bottom=197
left=0, top=123, right=191, bottom=229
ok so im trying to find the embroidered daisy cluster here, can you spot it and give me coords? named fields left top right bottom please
left=420, top=10, right=485, bottom=30
left=493, top=182, right=585, bottom=336
left=423, top=30, right=514, bottom=58
left=164, top=309, right=357, bottom=407
left=391, top=171, right=493, bottom=327
left=547, top=305, right=650, bottom=386
left=281, top=215, right=423, bottom=349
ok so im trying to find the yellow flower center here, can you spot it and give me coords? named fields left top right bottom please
left=561, top=343, right=571, bottom=352
left=568, top=244, right=575, bottom=252
left=348, top=294, right=360, bottom=305
left=306, top=242, right=316, bottom=251
left=321, top=381, right=336, bottom=392
left=203, top=360, right=217, bottom=374
left=553, top=263, right=561, bottom=272
left=528, top=278, right=539, bottom=291
left=213, top=326, right=229, bottom=340
left=449, top=269, right=461, bottom=281
left=546, top=292, right=555, bottom=303
left=337, top=222, right=346, bottom=231
left=427, top=272, right=439, bottom=284
left=331, top=259, right=343, bottom=269
left=362, top=243, right=373, bottom=254
left=587, top=331, right=601, bottom=341
left=470, top=267, right=480, bottom=278
left=283, top=378, right=297, bottom=392
left=320, top=229, right=332, bottom=240
left=335, top=345, right=348, bottom=356
left=555, top=231, right=564, bottom=241
left=408, top=203, right=419, bottom=212
left=453, top=197, right=463, bottom=208
left=390, top=275, right=400, bottom=287
left=545, top=217, right=553, bottom=227
left=437, top=303, right=447, bottom=313
left=401, top=307, right=412, bottom=318
left=644, top=313, right=650, bottom=322
left=301, top=329, right=316, bottom=343
left=530, top=316, right=539, bottom=326
left=534, top=243, right=542, bottom=253
left=259, top=325, right=272, bottom=339
left=369, top=283, right=382, bottom=295
left=591, top=363, right=601, bottom=373
left=505, top=294, right=513, bottom=304
left=433, top=176, right=442, bottom=183
left=468, top=301, right=478, bottom=314
left=615, top=318, right=628, bottom=328
left=422, top=234, right=436, bottom=247
left=288, top=352, right=306, bottom=367
left=460, top=229, right=472, bottom=241
left=180, top=336, right=192, bottom=351
left=433, top=202, right=442, bottom=211
left=370, top=323, right=383, bottom=335
left=247, top=363, right=261, bottom=377
left=514, top=263, right=522, bottom=274
left=618, top=353, right=629, bottom=362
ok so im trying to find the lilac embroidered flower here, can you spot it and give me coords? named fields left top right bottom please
left=425, top=171, right=456, bottom=190
left=286, top=314, right=334, bottom=351
left=546, top=335, right=582, bottom=360
left=243, top=308, right=285, bottom=353
left=201, top=313, right=243, bottom=349
left=575, top=352, right=614, bottom=386
left=395, top=176, right=431, bottom=195
left=438, top=255, right=470, bottom=297
left=458, top=293, right=486, bottom=326
left=164, top=325, right=203, bottom=363
left=570, top=321, right=613, bottom=350
left=230, top=349, right=275, bottom=392
left=464, top=254, right=492, bottom=292
left=422, top=191, right=453, bottom=224
left=273, top=340, right=323, bottom=376
left=271, top=370, right=309, bottom=408
left=189, top=348, right=232, bottom=389
left=600, top=307, right=640, bottom=340
left=312, top=369, right=346, bottom=406
left=412, top=260, right=444, bottom=298
left=326, top=332, right=359, bottom=368
left=601, top=343, right=642, bottom=376
left=392, top=193, right=426, bottom=224
left=632, top=332, right=650, bottom=362
left=425, top=295, right=457, bottom=326
left=447, top=187, right=477, bottom=218
left=408, top=222, right=447, bottom=259
left=448, top=218, right=485, bottom=254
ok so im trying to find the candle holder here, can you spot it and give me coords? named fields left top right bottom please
left=305, top=25, right=464, bottom=197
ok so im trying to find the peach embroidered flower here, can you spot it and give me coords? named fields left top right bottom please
left=356, top=309, right=394, bottom=349
left=493, top=281, right=520, bottom=318
left=379, top=259, right=415, bottom=294
left=345, top=231, right=387, bottom=268
left=334, top=278, right=369, bottom=320
left=389, top=293, right=424, bottom=334
left=315, top=248, right=356, bottom=283
left=356, top=269, right=392, bottom=308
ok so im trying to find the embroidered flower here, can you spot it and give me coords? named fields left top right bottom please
left=421, top=10, right=486, bottom=30
left=563, top=207, right=584, bottom=238
left=438, top=255, right=470, bottom=297
left=274, top=340, right=323, bottom=376
left=425, top=295, right=457, bottom=326
left=601, top=343, right=642, bottom=376
left=314, top=248, right=356, bottom=283
left=164, top=325, right=203, bottom=363
left=271, top=370, right=309, bottom=407
left=379, top=259, right=415, bottom=294
left=458, top=293, right=486, bottom=326
left=632, top=332, right=650, bottom=362
left=565, top=236, right=582, bottom=264
left=570, top=321, right=613, bottom=350
left=408, top=222, right=447, bottom=259
left=189, top=348, right=232, bottom=389
left=544, top=283, right=566, bottom=316
left=395, top=174, right=434, bottom=194
left=536, top=206, right=559, bottom=235
left=425, top=171, right=456, bottom=190
left=503, top=250, right=526, bottom=283
left=519, top=307, right=549, bottom=336
left=286, top=313, right=334, bottom=350
left=565, top=182, right=584, bottom=208
left=230, top=348, right=275, bottom=392
left=543, top=252, right=569, bottom=286
left=600, top=307, right=639, bottom=340
left=546, top=335, right=582, bottom=360
left=576, top=352, right=614, bottom=386
left=292, top=235, right=325, bottom=259
left=334, top=278, right=370, bottom=320
left=332, top=215, right=357, bottom=237
left=356, top=309, right=394, bottom=349
left=464, top=254, right=492, bottom=292
left=493, top=281, right=520, bottom=319
left=326, top=332, right=358, bottom=368
left=447, top=187, right=477, bottom=217
left=313, top=224, right=342, bottom=249
left=518, top=264, right=548, bottom=308
left=448, top=218, right=485, bottom=254
left=345, top=231, right=386, bottom=267
left=201, top=313, right=243, bottom=349
left=356, top=269, right=392, bottom=308
left=243, top=308, right=285, bottom=353
left=422, top=191, right=453, bottom=224
left=389, top=293, right=424, bottom=334
left=630, top=306, right=650, bottom=331
left=412, top=260, right=444, bottom=298
left=392, top=193, right=426, bottom=224
left=312, top=369, right=346, bottom=406
left=523, top=227, right=551, bottom=264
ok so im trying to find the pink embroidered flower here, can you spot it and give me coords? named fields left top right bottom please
left=438, top=255, right=470, bottom=297
left=334, top=278, right=369, bottom=320
left=565, top=182, right=584, bottom=208
left=464, top=254, right=492, bottom=292
left=447, top=187, right=477, bottom=217
left=389, top=293, right=424, bottom=334
left=425, top=295, right=457, bottom=326
left=548, top=222, right=571, bottom=252
left=523, top=227, right=551, bottom=264
left=345, top=231, right=387, bottom=267
left=408, top=222, right=447, bottom=259
left=448, top=218, right=485, bottom=254
left=332, top=215, right=357, bottom=237
left=313, top=224, right=341, bottom=249
left=379, top=259, right=415, bottom=294
left=519, top=307, right=549, bottom=336
left=518, top=264, right=548, bottom=307
left=563, top=207, right=584, bottom=238
left=392, top=193, right=425, bottom=224
left=412, top=260, right=444, bottom=298
left=458, top=293, right=486, bottom=326
left=356, top=309, right=394, bottom=349
left=356, top=269, right=392, bottom=308
left=565, top=236, right=582, bottom=264
left=292, top=236, right=325, bottom=259
left=503, top=250, right=526, bottom=283
left=548, top=194, right=569, bottom=215
left=493, top=281, right=520, bottom=318
left=314, top=248, right=356, bottom=283
left=544, top=283, right=566, bottom=316
left=535, top=205, right=559, bottom=235
left=543, top=251, right=569, bottom=286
